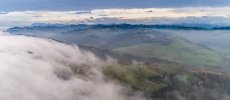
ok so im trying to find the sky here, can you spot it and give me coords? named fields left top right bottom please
left=1, top=0, right=230, bottom=26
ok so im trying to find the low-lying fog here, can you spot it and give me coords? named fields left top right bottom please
left=155, top=29, right=230, bottom=57
left=0, top=29, right=146, bottom=100
left=2, top=27, right=230, bottom=100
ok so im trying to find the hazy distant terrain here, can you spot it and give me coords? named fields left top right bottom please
left=3, top=0, right=230, bottom=99
left=6, top=24, right=230, bottom=100
left=7, top=24, right=227, bottom=67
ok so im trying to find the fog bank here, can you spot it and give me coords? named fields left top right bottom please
left=0, top=31, right=146, bottom=100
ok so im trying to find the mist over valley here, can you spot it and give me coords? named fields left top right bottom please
left=2, top=0, right=230, bottom=99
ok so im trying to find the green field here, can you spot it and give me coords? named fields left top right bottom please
left=102, top=64, right=200, bottom=92
left=223, top=95, right=230, bottom=100
left=211, top=47, right=230, bottom=67
left=102, top=64, right=166, bottom=92
left=115, top=37, right=222, bottom=67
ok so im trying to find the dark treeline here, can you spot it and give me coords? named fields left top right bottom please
left=8, top=24, right=230, bottom=32
left=132, top=72, right=230, bottom=100
left=194, top=72, right=230, bottom=94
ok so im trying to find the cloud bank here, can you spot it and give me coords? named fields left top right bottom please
left=1, top=7, right=230, bottom=27
left=1, top=0, right=230, bottom=12
left=0, top=30, right=146, bottom=100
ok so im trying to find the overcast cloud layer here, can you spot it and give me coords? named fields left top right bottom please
left=1, top=0, right=230, bottom=27
left=0, top=30, right=146, bottom=100
left=1, top=0, right=230, bottom=11
left=1, top=7, right=230, bottom=27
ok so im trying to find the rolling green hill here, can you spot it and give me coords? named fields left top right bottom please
left=8, top=24, right=230, bottom=99
left=102, top=64, right=200, bottom=92
left=115, top=36, right=222, bottom=67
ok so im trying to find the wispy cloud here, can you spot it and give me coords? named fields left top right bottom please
left=1, top=0, right=230, bottom=12
left=0, top=12, right=8, bottom=14
left=74, top=11, right=91, bottom=14
left=1, top=7, right=230, bottom=26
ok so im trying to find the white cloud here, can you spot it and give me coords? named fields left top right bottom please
left=0, top=30, right=146, bottom=100
left=1, top=7, right=230, bottom=26
left=1, top=0, right=230, bottom=12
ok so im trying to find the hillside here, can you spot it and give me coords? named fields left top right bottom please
left=78, top=45, right=172, bottom=64
left=102, top=64, right=200, bottom=92
left=7, top=24, right=224, bottom=67
left=6, top=25, right=230, bottom=99
left=99, top=63, right=229, bottom=100
left=115, top=36, right=222, bottom=67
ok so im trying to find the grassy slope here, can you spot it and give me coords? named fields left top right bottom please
left=157, top=64, right=201, bottom=82
left=102, top=64, right=200, bottom=92
left=115, top=38, right=222, bottom=67
left=211, top=47, right=230, bottom=67
left=223, top=95, right=230, bottom=100
left=102, top=64, right=166, bottom=92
